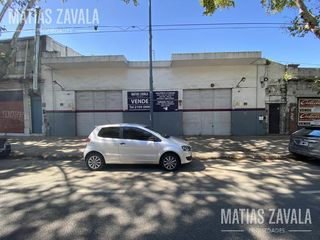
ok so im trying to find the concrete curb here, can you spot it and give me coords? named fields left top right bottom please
left=7, top=151, right=291, bottom=161
left=192, top=150, right=291, bottom=160
left=9, top=153, right=82, bottom=161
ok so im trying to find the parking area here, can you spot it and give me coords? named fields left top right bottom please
left=1, top=157, right=320, bottom=240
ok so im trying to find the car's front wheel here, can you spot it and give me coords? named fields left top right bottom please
left=160, top=153, right=180, bottom=171
left=85, top=152, right=105, bottom=171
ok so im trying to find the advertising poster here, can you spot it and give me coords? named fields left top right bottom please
left=298, top=98, right=320, bottom=126
left=127, top=91, right=178, bottom=112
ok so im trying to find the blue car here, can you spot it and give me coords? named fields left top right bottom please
left=289, top=127, right=320, bottom=159
left=0, top=138, right=11, bottom=158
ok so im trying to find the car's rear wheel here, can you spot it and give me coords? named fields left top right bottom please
left=85, top=152, right=105, bottom=171
left=160, top=153, right=180, bottom=171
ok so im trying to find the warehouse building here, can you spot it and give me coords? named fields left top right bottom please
left=4, top=36, right=319, bottom=137
left=0, top=36, right=80, bottom=135
left=41, top=51, right=285, bottom=136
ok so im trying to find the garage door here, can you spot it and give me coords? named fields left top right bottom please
left=183, top=89, right=231, bottom=135
left=76, top=91, right=123, bottom=136
left=0, top=91, right=24, bottom=133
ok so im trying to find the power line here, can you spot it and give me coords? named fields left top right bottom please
left=1, top=23, right=318, bottom=67
left=0, top=25, right=288, bottom=36
left=0, top=21, right=291, bottom=34
left=152, top=22, right=291, bottom=27
left=55, top=26, right=285, bottom=36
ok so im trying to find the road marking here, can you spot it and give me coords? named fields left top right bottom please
left=300, top=190, right=320, bottom=194
left=221, top=230, right=244, bottom=233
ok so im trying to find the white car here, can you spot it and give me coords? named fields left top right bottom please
left=84, top=123, right=192, bottom=171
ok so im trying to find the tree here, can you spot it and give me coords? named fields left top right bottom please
left=0, top=0, right=13, bottom=23
left=0, top=0, right=38, bottom=78
left=200, top=0, right=320, bottom=39
left=7, top=0, right=37, bottom=75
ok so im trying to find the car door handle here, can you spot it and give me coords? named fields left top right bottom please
left=120, top=143, right=126, bottom=145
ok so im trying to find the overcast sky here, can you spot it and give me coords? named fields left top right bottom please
left=1, top=0, right=319, bottom=67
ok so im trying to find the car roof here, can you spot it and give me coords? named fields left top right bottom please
left=96, top=123, right=147, bottom=129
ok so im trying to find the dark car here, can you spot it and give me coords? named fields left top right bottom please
left=289, top=127, right=320, bottom=159
left=0, top=138, right=11, bottom=158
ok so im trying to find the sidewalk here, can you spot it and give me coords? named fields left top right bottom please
left=185, top=135, right=290, bottom=160
left=5, top=135, right=291, bottom=161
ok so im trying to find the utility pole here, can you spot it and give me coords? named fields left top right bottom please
left=33, top=7, right=41, bottom=93
left=148, top=0, right=154, bottom=128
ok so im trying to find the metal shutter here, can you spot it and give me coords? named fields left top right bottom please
left=76, top=91, right=123, bottom=136
left=183, top=89, right=231, bottom=135
left=0, top=91, right=24, bottom=133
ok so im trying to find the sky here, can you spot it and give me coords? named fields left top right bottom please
left=1, top=0, right=320, bottom=67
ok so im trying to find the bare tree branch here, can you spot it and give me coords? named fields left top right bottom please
left=0, top=0, right=13, bottom=23
left=295, top=0, right=320, bottom=39
left=6, top=0, right=36, bottom=76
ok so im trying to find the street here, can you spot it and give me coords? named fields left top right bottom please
left=0, top=157, right=320, bottom=240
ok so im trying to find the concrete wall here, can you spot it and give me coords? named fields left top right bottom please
left=285, top=80, right=319, bottom=133
left=40, top=53, right=287, bottom=136
left=265, top=68, right=320, bottom=134
left=44, top=36, right=81, bottom=57
left=42, top=64, right=267, bottom=110
left=0, top=36, right=82, bottom=136
left=46, top=112, right=76, bottom=136
left=123, top=112, right=183, bottom=136
left=232, top=110, right=266, bottom=136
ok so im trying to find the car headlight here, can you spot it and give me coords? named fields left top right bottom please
left=182, top=145, right=192, bottom=151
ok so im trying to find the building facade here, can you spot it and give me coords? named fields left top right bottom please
left=0, top=36, right=80, bottom=135
left=2, top=36, right=319, bottom=137
left=41, top=51, right=283, bottom=136
left=266, top=65, right=320, bottom=134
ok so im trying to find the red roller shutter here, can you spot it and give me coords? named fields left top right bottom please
left=0, top=91, right=24, bottom=133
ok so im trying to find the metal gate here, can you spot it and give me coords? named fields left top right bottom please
left=76, top=91, right=123, bottom=136
left=269, top=103, right=280, bottom=134
left=31, top=95, right=43, bottom=134
left=183, top=89, right=232, bottom=135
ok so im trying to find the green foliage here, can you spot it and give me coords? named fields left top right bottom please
left=283, top=71, right=295, bottom=81
left=122, top=0, right=138, bottom=6
left=260, top=0, right=297, bottom=12
left=201, top=0, right=320, bottom=39
left=200, top=0, right=235, bottom=15
left=201, top=0, right=299, bottom=14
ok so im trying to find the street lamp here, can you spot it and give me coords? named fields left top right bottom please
left=149, top=0, right=154, bottom=128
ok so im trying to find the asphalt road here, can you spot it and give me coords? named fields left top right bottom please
left=0, top=158, right=320, bottom=240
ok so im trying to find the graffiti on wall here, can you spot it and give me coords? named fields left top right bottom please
left=0, top=91, right=24, bottom=133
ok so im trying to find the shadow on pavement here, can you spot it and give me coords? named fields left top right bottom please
left=186, top=136, right=290, bottom=159
left=0, top=158, right=319, bottom=240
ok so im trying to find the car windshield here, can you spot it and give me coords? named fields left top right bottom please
left=145, top=126, right=170, bottom=138
left=295, top=127, right=320, bottom=137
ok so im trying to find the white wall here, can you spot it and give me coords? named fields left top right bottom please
left=42, top=63, right=269, bottom=111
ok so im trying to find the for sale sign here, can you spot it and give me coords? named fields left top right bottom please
left=153, top=91, right=178, bottom=112
left=127, top=92, right=150, bottom=112
left=127, top=91, right=179, bottom=112
left=298, top=98, right=320, bottom=126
